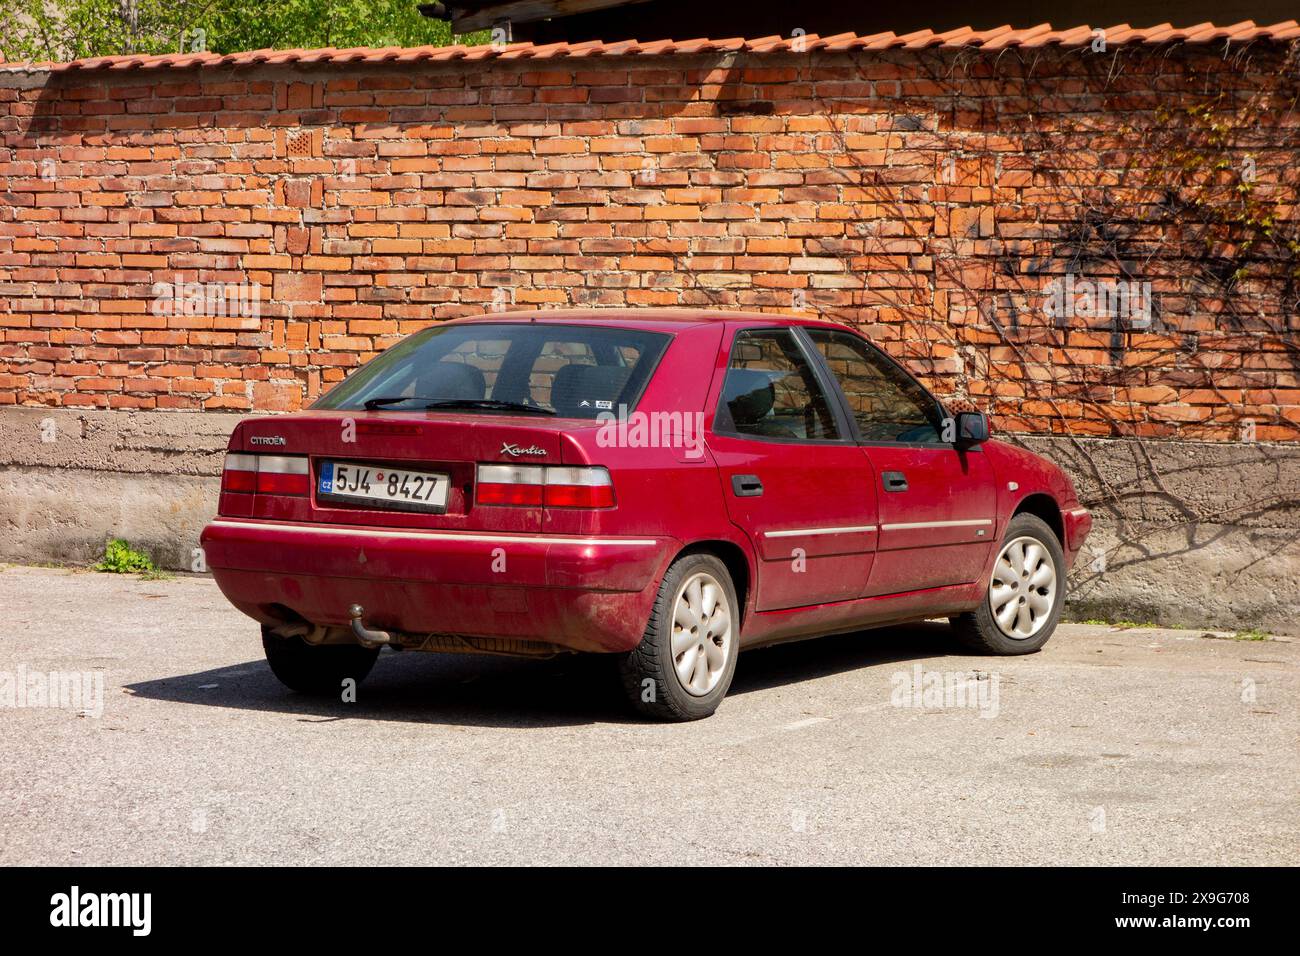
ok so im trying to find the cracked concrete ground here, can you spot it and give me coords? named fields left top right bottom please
left=1, top=564, right=1295, bottom=865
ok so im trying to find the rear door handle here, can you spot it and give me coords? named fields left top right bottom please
left=732, top=474, right=764, bottom=497
left=883, top=471, right=908, bottom=492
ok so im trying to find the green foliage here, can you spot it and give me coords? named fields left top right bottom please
left=200, top=0, right=468, bottom=56
left=1, top=0, right=479, bottom=64
left=1071, top=618, right=1159, bottom=628
left=95, top=538, right=156, bottom=575
left=1199, top=627, right=1271, bottom=641
left=1142, top=93, right=1298, bottom=293
left=2, top=0, right=191, bottom=62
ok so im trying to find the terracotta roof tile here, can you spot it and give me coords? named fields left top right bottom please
left=745, top=34, right=787, bottom=52
left=3, top=20, right=1296, bottom=73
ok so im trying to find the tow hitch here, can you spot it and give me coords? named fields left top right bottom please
left=348, top=604, right=395, bottom=648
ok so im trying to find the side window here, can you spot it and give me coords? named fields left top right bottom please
left=718, top=329, right=841, bottom=441
left=806, top=329, right=945, bottom=443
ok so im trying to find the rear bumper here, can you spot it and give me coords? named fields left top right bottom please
left=200, top=519, right=677, bottom=653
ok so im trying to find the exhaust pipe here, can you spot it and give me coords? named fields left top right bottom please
left=269, top=621, right=331, bottom=644
left=349, top=604, right=395, bottom=648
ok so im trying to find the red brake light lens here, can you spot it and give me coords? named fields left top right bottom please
left=478, top=485, right=545, bottom=506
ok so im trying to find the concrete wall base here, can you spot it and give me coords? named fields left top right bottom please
left=1064, top=522, right=1299, bottom=633
left=0, top=466, right=217, bottom=572
left=2, top=408, right=1296, bottom=633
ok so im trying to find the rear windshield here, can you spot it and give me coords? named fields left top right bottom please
left=313, top=322, right=671, bottom=418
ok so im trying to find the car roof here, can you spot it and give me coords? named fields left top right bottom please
left=447, top=308, right=857, bottom=335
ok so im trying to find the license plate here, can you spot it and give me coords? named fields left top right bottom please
left=318, top=461, right=449, bottom=512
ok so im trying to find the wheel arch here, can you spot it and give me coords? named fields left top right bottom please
left=1012, top=493, right=1064, bottom=545
left=672, top=539, right=752, bottom=626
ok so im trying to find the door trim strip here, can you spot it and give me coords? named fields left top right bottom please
left=762, top=525, right=878, bottom=538
left=879, top=519, right=995, bottom=531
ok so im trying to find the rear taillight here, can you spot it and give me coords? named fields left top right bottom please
left=255, top=456, right=310, bottom=495
left=476, top=465, right=545, bottom=506
left=542, top=466, right=616, bottom=508
left=476, top=464, right=615, bottom=509
left=221, top=453, right=258, bottom=493
left=222, top=453, right=310, bottom=496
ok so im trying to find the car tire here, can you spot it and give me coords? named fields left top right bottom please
left=950, top=513, right=1066, bottom=655
left=262, top=628, right=381, bottom=696
left=618, top=553, right=740, bottom=721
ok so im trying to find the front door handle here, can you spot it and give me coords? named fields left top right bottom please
left=883, top=471, right=908, bottom=492
left=732, top=474, right=764, bottom=497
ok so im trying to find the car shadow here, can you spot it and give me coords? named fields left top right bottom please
left=124, top=621, right=968, bottom=728
left=728, top=620, right=967, bottom=696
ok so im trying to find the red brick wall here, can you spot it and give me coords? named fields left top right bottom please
left=1, top=43, right=1297, bottom=438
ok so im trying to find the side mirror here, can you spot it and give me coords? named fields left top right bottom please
left=955, top=410, right=989, bottom=446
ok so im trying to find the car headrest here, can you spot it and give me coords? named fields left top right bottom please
left=551, top=363, right=633, bottom=418
left=723, top=369, right=776, bottom=425
left=417, top=361, right=486, bottom=401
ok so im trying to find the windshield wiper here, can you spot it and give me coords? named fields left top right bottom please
left=362, top=396, right=555, bottom=415
left=421, top=399, right=556, bottom=416
left=363, top=396, right=442, bottom=410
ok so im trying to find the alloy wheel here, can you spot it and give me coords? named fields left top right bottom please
left=670, top=571, right=734, bottom=696
left=989, top=536, right=1058, bottom=639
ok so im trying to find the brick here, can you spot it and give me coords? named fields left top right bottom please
left=0, top=49, right=1289, bottom=445
left=273, top=273, right=323, bottom=303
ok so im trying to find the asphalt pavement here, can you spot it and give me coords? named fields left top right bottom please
left=1, top=565, right=1295, bottom=865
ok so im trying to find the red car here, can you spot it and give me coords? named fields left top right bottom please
left=202, top=310, right=1092, bottom=720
